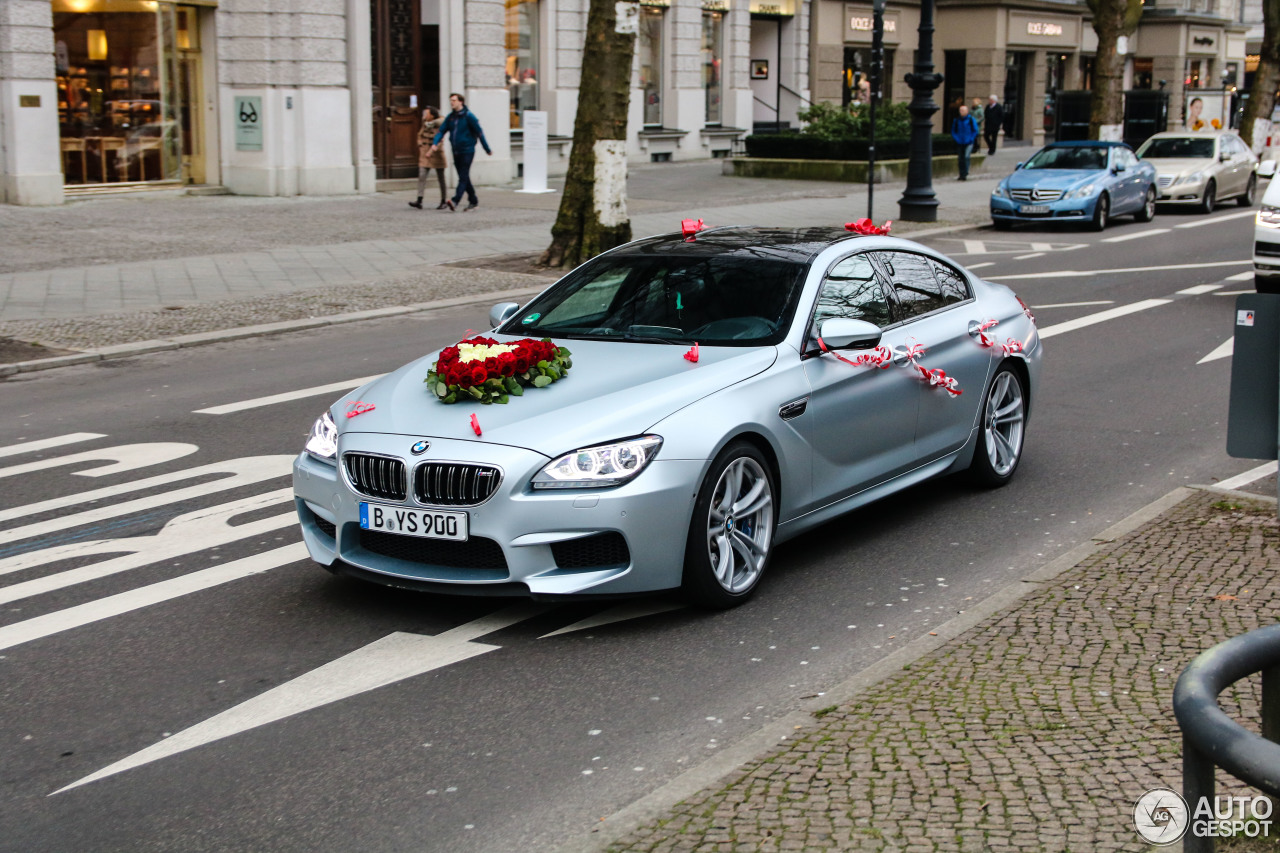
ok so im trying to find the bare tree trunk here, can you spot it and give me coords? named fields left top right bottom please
left=1085, top=0, right=1142, bottom=140
left=1241, top=0, right=1280, bottom=149
left=540, top=0, right=638, bottom=269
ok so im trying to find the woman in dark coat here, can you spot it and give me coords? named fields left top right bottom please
left=409, top=107, right=449, bottom=209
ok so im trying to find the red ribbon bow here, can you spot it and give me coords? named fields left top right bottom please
left=817, top=338, right=892, bottom=369
left=844, top=218, right=893, bottom=236
left=345, top=401, right=375, bottom=418
left=682, top=218, right=705, bottom=239
left=1001, top=338, right=1024, bottom=356
left=470, top=414, right=482, bottom=436
left=683, top=342, right=700, bottom=363
left=917, top=366, right=963, bottom=396
left=973, top=318, right=1000, bottom=348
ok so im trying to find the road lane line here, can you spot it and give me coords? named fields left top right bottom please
left=1226, top=272, right=1254, bottom=281
left=1198, top=337, right=1233, bottom=364
left=1038, top=299, right=1172, bottom=339
left=962, top=240, right=987, bottom=254
left=0, top=433, right=105, bottom=459
left=966, top=262, right=995, bottom=270
left=195, top=374, right=383, bottom=415
left=1178, top=284, right=1224, bottom=295
left=54, top=603, right=547, bottom=793
left=1174, top=210, right=1257, bottom=228
left=0, top=443, right=197, bottom=481
left=988, top=260, right=1250, bottom=280
left=0, top=543, right=308, bottom=655
left=540, top=601, right=687, bottom=638
left=1033, top=301, right=1115, bottom=309
left=1013, top=253, right=1044, bottom=260
left=1102, top=228, right=1171, bottom=243
left=1217, top=461, right=1278, bottom=489
left=1215, top=289, right=1254, bottom=295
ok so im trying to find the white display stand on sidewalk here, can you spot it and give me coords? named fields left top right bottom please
left=516, top=111, right=556, bottom=194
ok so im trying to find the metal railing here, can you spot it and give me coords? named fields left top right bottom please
left=1173, top=624, right=1280, bottom=851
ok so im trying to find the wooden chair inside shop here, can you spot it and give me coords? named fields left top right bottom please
left=91, top=136, right=128, bottom=183
left=60, top=138, right=87, bottom=183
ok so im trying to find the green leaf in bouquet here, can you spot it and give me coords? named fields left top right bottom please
left=537, top=360, right=549, bottom=369
left=508, top=381, right=524, bottom=396
left=443, top=392, right=457, bottom=404
left=544, top=365, right=561, bottom=381
left=467, top=386, right=484, bottom=400
left=480, top=395, right=493, bottom=404
left=436, top=382, right=448, bottom=397
left=497, top=394, right=510, bottom=404
left=532, top=375, right=553, bottom=388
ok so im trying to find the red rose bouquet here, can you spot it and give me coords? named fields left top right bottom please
left=425, top=336, right=573, bottom=404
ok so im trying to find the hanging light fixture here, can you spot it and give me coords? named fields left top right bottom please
left=87, top=29, right=108, bottom=61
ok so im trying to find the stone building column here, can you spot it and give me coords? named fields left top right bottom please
left=462, top=0, right=513, bottom=184
left=0, top=0, right=63, bottom=205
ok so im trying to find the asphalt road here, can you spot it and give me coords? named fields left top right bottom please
left=0, top=204, right=1263, bottom=853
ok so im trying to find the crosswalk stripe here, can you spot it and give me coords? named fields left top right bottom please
left=1038, top=299, right=1172, bottom=339
left=0, top=443, right=196, bottom=481
left=194, top=375, right=383, bottom=415
left=0, top=433, right=105, bottom=459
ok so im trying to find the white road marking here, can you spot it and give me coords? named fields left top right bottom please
left=0, top=543, right=308, bottom=655
left=1013, top=253, right=1044, bottom=260
left=54, top=604, right=547, bottom=794
left=966, top=262, right=995, bottom=270
left=539, top=601, right=687, bottom=638
left=1038, top=299, right=1172, bottom=339
left=1198, top=337, right=1234, bottom=364
left=0, top=433, right=105, bottom=459
left=1174, top=210, right=1257, bottom=228
left=0, top=491, right=295, bottom=605
left=1033, top=301, right=1115, bottom=309
left=962, top=240, right=987, bottom=255
left=1226, top=272, right=1255, bottom=281
left=0, top=443, right=197, bottom=481
left=989, top=260, right=1251, bottom=280
left=1178, top=284, right=1225, bottom=295
left=1217, top=461, right=1278, bottom=490
left=1102, top=228, right=1171, bottom=243
left=195, top=375, right=383, bottom=415
left=0, top=455, right=292, bottom=538
left=1216, top=289, right=1254, bottom=296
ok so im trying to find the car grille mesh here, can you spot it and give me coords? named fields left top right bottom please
left=551, top=532, right=632, bottom=570
left=414, top=463, right=501, bottom=507
left=359, top=529, right=509, bottom=571
left=1158, top=175, right=1175, bottom=188
left=1009, top=188, right=1063, bottom=202
left=344, top=453, right=408, bottom=501
left=1257, top=241, right=1280, bottom=258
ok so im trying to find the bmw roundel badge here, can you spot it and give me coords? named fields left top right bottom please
left=410, top=440, right=430, bottom=455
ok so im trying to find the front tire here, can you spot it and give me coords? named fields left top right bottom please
left=1135, top=186, right=1156, bottom=222
left=1199, top=180, right=1217, bottom=214
left=967, top=365, right=1027, bottom=488
left=1240, top=174, right=1258, bottom=207
left=682, top=441, right=776, bottom=608
left=1090, top=193, right=1109, bottom=232
left=992, top=218, right=1013, bottom=231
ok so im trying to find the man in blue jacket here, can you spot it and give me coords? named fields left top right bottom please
left=950, top=105, right=980, bottom=181
left=429, top=92, right=493, bottom=211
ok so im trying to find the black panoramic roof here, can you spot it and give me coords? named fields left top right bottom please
left=615, top=226, right=864, bottom=264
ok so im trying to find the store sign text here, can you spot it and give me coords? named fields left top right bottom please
left=1027, top=21, right=1064, bottom=36
left=850, top=16, right=895, bottom=32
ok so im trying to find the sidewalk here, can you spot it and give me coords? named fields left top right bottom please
left=570, top=482, right=1280, bottom=853
left=0, top=146, right=1025, bottom=358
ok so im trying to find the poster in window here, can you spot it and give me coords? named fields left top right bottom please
left=751, top=60, right=769, bottom=80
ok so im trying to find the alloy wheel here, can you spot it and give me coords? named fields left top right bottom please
left=705, top=456, right=774, bottom=594
left=983, top=371, right=1026, bottom=478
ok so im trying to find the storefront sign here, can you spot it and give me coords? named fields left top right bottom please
left=235, top=95, right=263, bottom=152
left=1189, top=28, right=1218, bottom=54
left=850, top=16, right=894, bottom=32
left=1027, top=21, right=1063, bottom=36
left=18, top=95, right=40, bottom=108
left=702, top=0, right=729, bottom=10
left=639, top=0, right=670, bottom=7
left=845, top=6, right=900, bottom=43
left=750, top=0, right=794, bottom=15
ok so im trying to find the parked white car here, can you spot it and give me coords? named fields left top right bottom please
left=1135, top=130, right=1258, bottom=212
left=1254, top=177, right=1280, bottom=292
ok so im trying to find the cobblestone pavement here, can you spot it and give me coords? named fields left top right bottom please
left=595, top=488, right=1280, bottom=852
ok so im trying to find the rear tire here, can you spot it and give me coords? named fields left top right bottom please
left=1089, top=193, right=1109, bottom=232
left=967, top=365, right=1027, bottom=488
left=1240, top=174, right=1258, bottom=207
left=1199, top=180, right=1216, bottom=214
left=682, top=441, right=776, bottom=609
left=1135, top=186, right=1156, bottom=222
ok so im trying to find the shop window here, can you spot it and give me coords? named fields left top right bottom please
left=1185, top=58, right=1211, bottom=89
left=702, top=9, right=724, bottom=125
left=639, top=6, right=666, bottom=126
left=1133, top=58, right=1154, bottom=90
left=842, top=46, right=894, bottom=107
left=53, top=0, right=183, bottom=186
left=1043, top=53, right=1066, bottom=135
left=506, top=0, right=539, bottom=129
left=1079, top=55, right=1095, bottom=91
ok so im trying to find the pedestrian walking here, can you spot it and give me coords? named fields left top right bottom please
left=950, top=105, right=980, bottom=180
left=429, top=92, right=492, bottom=212
left=969, top=97, right=985, bottom=139
left=984, top=94, right=1005, bottom=156
left=409, top=107, right=449, bottom=210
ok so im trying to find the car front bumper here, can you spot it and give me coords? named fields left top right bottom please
left=990, top=194, right=1099, bottom=223
left=293, top=435, right=702, bottom=599
left=1156, top=179, right=1208, bottom=204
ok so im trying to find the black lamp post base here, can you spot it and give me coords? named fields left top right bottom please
left=899, top=193, right=940, bottom=222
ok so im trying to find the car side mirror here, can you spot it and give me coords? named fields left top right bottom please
left=1015, top=162, right=1024, bottom=170
left=488, top=302, right=521, bottom=328
left=819, top=318, right=883, bottom=351
left=1221, top=152, right=1231, bottom=162
left=1113, top=162, right=1127, bottom=173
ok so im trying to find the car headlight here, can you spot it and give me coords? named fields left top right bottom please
left=1065, top=183, right=1096, bottom=199
left=1259, top=204, right=1280, bottom=228
left=1173, top=170, right=1205, bottom=187
left=305, top=410, right=338, bottom=461
left=992, top=183, right=1009, bottom=199
left=532, top=435, right=663, bottom=489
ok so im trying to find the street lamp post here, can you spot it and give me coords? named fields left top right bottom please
left=897, top=0, right=943, bottom=221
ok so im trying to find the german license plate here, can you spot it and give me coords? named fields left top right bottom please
left=1019, top=204, right=1050, bottom=214
left=360, top=502, right=468, bottom=541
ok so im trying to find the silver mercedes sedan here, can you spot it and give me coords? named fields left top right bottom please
left=293, top=226, right=1043, bottom=608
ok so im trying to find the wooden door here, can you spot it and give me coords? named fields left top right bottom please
left=371, top=0, right=421, bottom=179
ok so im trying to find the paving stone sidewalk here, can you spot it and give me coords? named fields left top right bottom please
left=593, top=487, right=1280, bottom=852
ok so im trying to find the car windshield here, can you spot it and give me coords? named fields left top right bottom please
left=1137, top=137, right=1215, bottom=159
left=502, top=252, right=809, bottom=345
left=1023, top=146, right=1109, bottom=170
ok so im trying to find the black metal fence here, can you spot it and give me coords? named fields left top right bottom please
left=1053, top=90, right=1169, bottom=149
left=1173, top=624, right=1280, bottom=852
